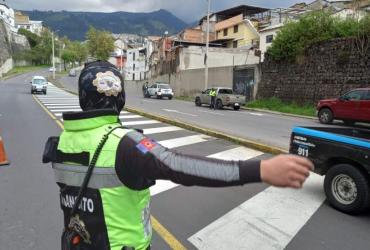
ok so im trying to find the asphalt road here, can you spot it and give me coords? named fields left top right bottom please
left=59, top=76, right=343, bottom=150
left=1, top=72, right=369, bottom=250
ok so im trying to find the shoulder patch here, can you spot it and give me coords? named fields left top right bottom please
left=136, top=138, right=158, bottom=154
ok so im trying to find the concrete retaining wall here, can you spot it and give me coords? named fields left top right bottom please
left=258, top=38, right=370, bottom=104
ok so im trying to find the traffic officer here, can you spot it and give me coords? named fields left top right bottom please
left=42, top=61, right=314, bottom=250
left=209, top=88, right=217, bottom=109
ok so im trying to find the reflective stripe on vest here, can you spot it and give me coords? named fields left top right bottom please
left=52, top=163, right=122, bottom=189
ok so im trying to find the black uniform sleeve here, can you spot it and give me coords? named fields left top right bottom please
left=115, top=130, right=261, bottom=190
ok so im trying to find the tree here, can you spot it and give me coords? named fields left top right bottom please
left=18, top=28, right=40, bottom=48
left=70, top=41, right=88, bottom=65
left=61, top=50, right=76, bottom=71
left=86, top=26, right=114, bottom=60
left=267, top=11, right=369, bottom=61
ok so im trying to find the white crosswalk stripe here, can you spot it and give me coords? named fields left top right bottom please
left=143, top=126, right=183, bottom=135
left=189, top=174, right=325, bottom=250
left=122, top=120, right=161, bottom=126
left=119, top=115, right=142, bottom=119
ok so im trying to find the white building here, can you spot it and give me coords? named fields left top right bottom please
left=0, top=2, right=16, bottom=32
left=259, top=24, right=283, bottom=62
left=15, top=12, right=43, bottom=35
left=124, top=38, right=156, bottom=81
left=125, top=47, right=148, bottom=81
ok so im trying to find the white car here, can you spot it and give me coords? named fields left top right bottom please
left=49, top=67, right=56, bottom=72
left=145, top=83, right=174, bottom=99
left=31, top=76, right=48, bottom=94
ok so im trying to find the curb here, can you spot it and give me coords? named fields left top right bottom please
left=125, top=106, right=287, bottom=155
left=242, top=106, right=316, bottom=120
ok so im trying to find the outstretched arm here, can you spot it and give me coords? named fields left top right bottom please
left=115, top=131, right=313, bottom=190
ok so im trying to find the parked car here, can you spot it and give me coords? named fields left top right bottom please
left=145, top=82, right=174, bottom=99
left=317, top=88, right=370, bottom=125
left=31, top=76, right=48, bottom=94
left=69, top=69, right=77, bottom=77
left=49, top=67, right=56, bottom=72
left=195, top=87, right=245, bottom=110
left=290, top=126, right=370, bottom=214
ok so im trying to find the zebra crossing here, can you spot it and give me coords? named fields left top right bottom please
left=34, top=84, right=330, bottom=250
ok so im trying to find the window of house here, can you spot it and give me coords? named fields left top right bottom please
left=133, top=64, right=135, bottom=71
left=223, top=28, right=228, bottom=36
left=233, top=41, right=238, bottom=48
left=233, top=25, right=238, bottom=33
left=266, top=35, right=274, bottom=44
left=133, top=53, right=135, bottom=61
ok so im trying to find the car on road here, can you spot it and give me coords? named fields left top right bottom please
left=30, top=76, right=48, bottom=94
left=68, top=69, right=77, bottom=77
left=195, top=87, right=245, bottom=110
left=49, top=67, right=56, bottom=72
left=145, top=82, right=174, bottom=99
left=290, top=126, right=370, bottom=214
left=317, top=88, right=370, bottom=125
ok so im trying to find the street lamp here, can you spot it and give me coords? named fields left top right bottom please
left=51, top=30, right=59, bottom=80
left=52, top=31, right=55, bottom=80
left=205, top=0, right=211, bottom=90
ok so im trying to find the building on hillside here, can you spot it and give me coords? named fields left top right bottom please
left=258, top=6, right=309, bottom=61
left=259, top=24, right=283, bottom=61
left=15, top=11, right=43, bottom=35
left=198, top=5, right=269, bottom=49
left=0, top=1, right=16, bottom=32
left=125, top=47, right=148, bottom=81
left=177, top=27, right=216, bottom=44
left=305, top=0, right=352, bottom=11
left=214, top=14, right=260, bottom=48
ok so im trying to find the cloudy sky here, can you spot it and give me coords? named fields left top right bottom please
left=7, top=0, right=307, bottom=23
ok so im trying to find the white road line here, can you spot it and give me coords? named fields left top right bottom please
left=44, top=103, right=80, bottom=106
left=42, top=102, right=80, bottom=105
left=198, top=110, right=225, bottom=116
left=143, top=126, right=183, bottom=135
left=207, top=146, right=263, bottom=160
left=158, top=135, right=212, bottom=149
left=188, top=173, right=325, bottom=250
left=119, top=115, right=142, bottom=119
left=47, top=106, right=81, bottom=109
left=50, top=109, right=82, bottom=112
left=38, top=98, right=79, bottom=101
left=150, top=181, right=180, bottom=196
left=248, top=112, right=264, bottom=117
left=162, top=109, right=198, bottom=117
left=122, top=120, right=161, bottom=126
left=150, top=145, right=263, bottom=196
left=120, top=111, right=129, bottom=114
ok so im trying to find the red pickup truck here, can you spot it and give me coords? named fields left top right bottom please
left=317, top=88, right=370, bottom=125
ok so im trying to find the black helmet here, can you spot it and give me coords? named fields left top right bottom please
left=78, top=60, right=125, bottom=113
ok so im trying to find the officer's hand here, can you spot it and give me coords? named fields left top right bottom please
left=260, top=154, right=314, bottom=189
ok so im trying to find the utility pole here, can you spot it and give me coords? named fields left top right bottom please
left=205, top=0, right=211, bottom=90
left=59, top=41, right=62, bottom=73
left=52, top=31, right=55, bottom=80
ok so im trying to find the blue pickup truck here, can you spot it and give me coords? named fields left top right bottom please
left=290, top=126, right=370, bottom=214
